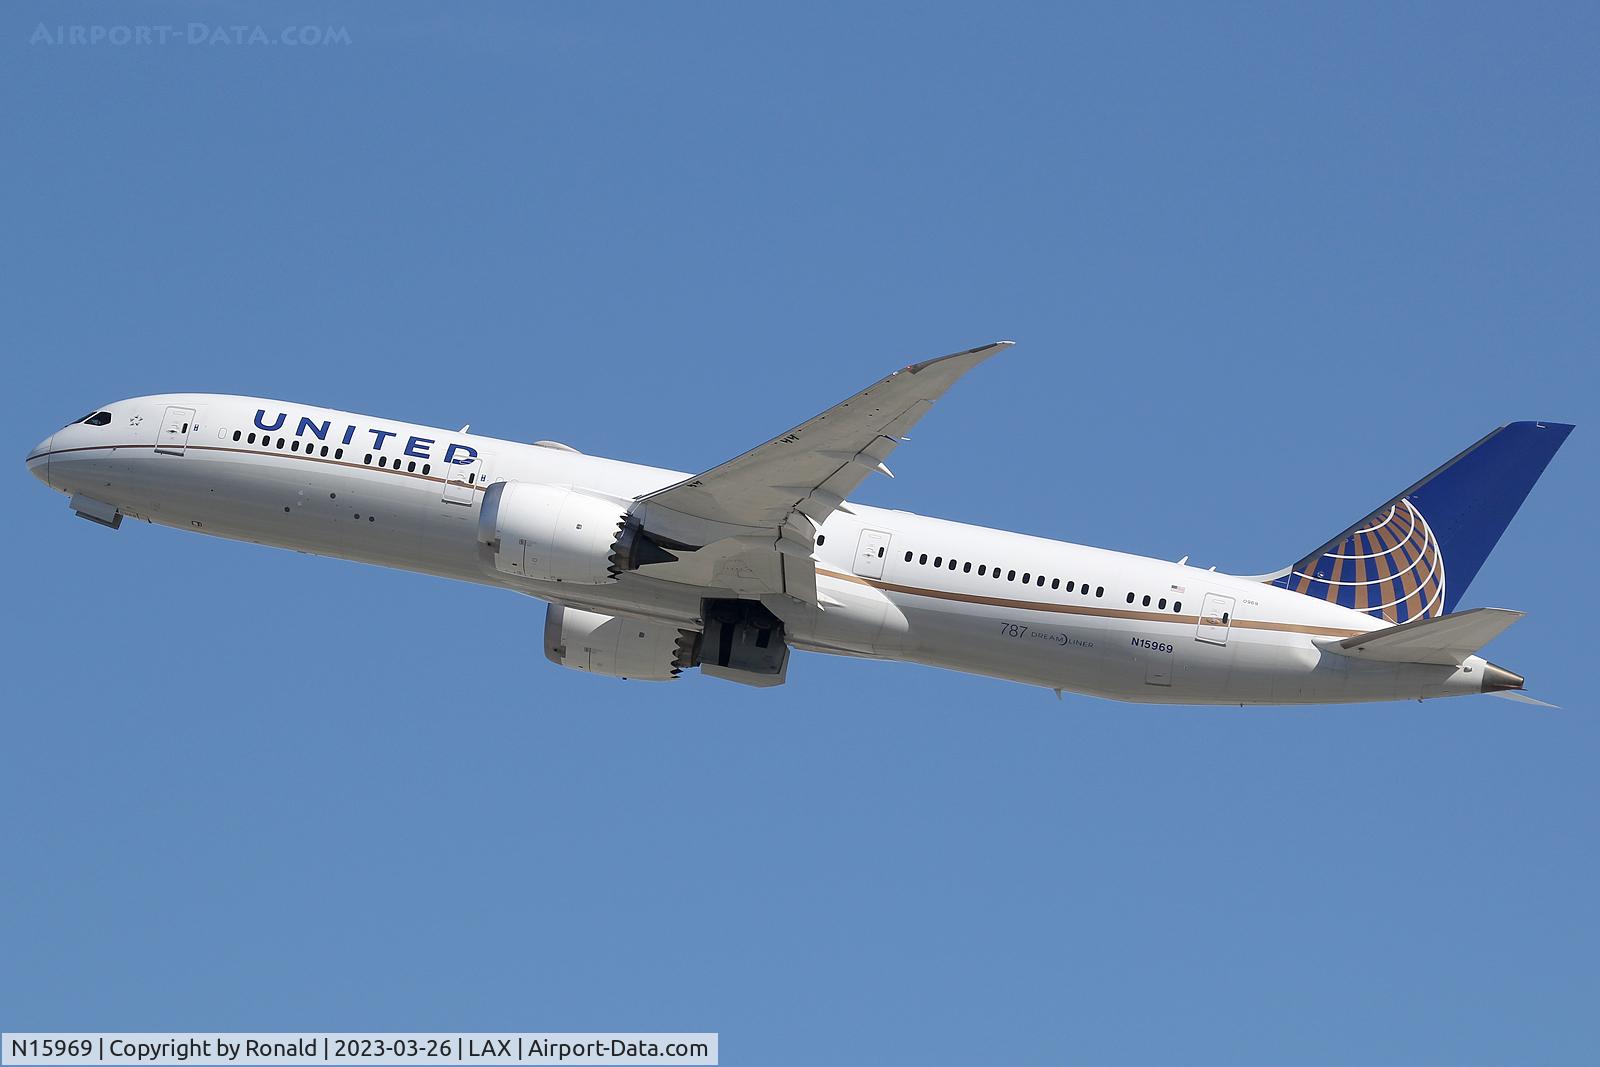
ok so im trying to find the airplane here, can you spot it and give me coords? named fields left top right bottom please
left=23, top=342, right=1573, bottom=705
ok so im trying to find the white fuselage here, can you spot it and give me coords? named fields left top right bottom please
left=27, top=394, right=1495, bottom=704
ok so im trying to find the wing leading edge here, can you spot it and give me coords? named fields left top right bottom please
left=639, top=341, right=1012, bottom=530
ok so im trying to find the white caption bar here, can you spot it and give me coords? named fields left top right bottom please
left=2, top=1035, right=717, bottom=1066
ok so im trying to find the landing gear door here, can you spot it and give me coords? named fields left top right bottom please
left=1197, top=592, right=1235, bottom=646
left=443, top=453, right=490, bottom=505
left=853, top=529, right=892, bottom=580
left=155, top=406, right=196, bottom=456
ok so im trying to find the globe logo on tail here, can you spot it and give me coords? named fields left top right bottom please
left=1286, top=499, right=1445, bottom=623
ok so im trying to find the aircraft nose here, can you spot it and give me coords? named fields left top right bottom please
left=25, top=433, right=53, bottom=487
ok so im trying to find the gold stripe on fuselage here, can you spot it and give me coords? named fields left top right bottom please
left=815, top=568, right=1366, bottom=639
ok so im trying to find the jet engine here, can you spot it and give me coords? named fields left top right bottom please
left=477, top=481, right=678, bottom=584
left=544, top=604, right=701, bottom=681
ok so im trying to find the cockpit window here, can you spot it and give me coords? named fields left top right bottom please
left=82, top=411, right=113, bottom=426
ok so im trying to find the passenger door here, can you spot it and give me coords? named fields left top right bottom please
left=442, top=453, right=490, bottom=505
left=1196, top=592, right=1235, bottom=646
left=852, top=529, right=892, bottom=580
left=155, top=405, right=196, bottom=456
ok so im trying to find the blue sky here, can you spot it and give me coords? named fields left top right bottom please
left=3, top=3, right=1596, bottom=1063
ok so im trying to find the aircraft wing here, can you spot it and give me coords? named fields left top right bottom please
left=626, top=341, right=1010, bottom=603
left=638, top=341, right=1012, bottom=531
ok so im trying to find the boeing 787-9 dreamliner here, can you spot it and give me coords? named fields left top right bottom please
left=25, top=343, right=1573, bottom=704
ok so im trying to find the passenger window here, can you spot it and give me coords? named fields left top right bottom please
left=320, top=445, right=329, bottom=457
left=1022, top=572, right=1030, bottom=584
left=878, top=547, right=885, bottom=558
left=1066, top=580, right=1075, bottom=592
left=978, top=565, right=986, bottom=576
left=963, top=562, right=972, bottom=573
left=1036, top=575, right=1045, bottom=586
left=364, top=453, right=373, bottom=465
left=1174, top=601, right=1182, bottom=613
left=1142, top=595, right=1151, bottom=606
left=1222, top=612, right=1231, bottom=624
left=232, top=430, right=241, bottom=442
left=1007, top=570, right=1016, bottom=581
left=291, top=440, right=301, bottom=452
left=407, top=461, right=417, bottom=472
left=919, top=553, right=927, bottom=565
left=1126, top=592, right=1135, bottom=604
left=1095, top=586, right=1104, bottom=598
left=378, top=456, right=387, bottom=467
left=336, top=448, right=345, bottom=460
left=934, top=556, right=943, bottom=568
left=1159, top=598, right=1167, bottom=609
left=905, top=551, right=913, bottom=562
left=277, top=437, right=285, bottom=449
left=948, top=558, right=957, bottom=570
left=816, top=535, right=825, bottom=546
left=1051, top=578, right=1059, bottom=590
left=248, top=433, right=257, bottom=444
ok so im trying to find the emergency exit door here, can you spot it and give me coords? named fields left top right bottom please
left=853, top=529, right=892, bottom=580
left=155, top=406, right=196, bottom=456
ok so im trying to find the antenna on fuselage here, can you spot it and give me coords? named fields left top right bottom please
left=458, top=424, right=470, bottom=433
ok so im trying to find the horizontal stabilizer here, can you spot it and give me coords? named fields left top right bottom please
left=1315, top=607, right=1523, bottom=665
left=1488, top=690, right=1560, bottom=709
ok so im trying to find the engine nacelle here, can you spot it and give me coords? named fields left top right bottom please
left=544, top=605, right=700, bottom=682
left=478, top=481, right=630, bottom=584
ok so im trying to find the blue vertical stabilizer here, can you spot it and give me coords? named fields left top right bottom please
left=1267, top=421, right=1573, bottom=622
